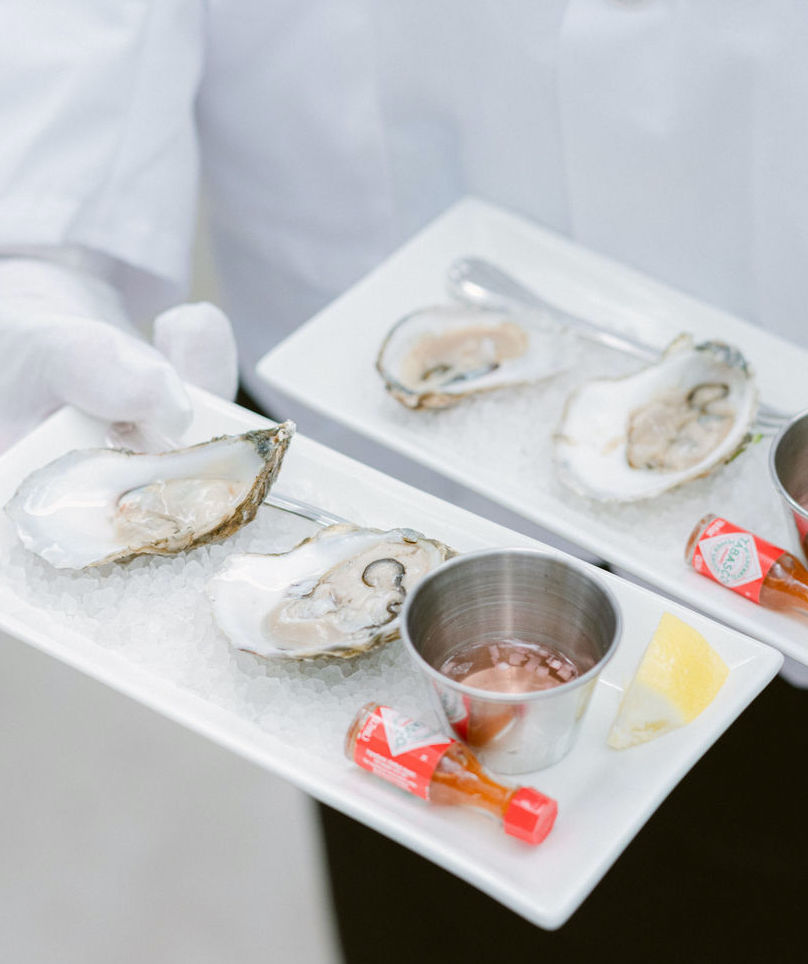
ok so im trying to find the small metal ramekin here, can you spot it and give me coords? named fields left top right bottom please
left=770, top=407, right=808, bottom=558
left=400, top=549, right=621, bottom=773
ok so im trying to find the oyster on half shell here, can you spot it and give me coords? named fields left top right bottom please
left=376, top=305, right=574, bottom=409
left=207, top=523, right=454, bottom=659
left=554, top=335, right=758, bottom=501
left=5, top=423, right=294, bottom=568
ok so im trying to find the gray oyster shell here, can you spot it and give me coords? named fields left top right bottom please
left=207, top=523, right=455, bottom=659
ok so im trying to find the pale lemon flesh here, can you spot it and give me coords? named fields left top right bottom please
left=608, top=611, right=729, bottom=749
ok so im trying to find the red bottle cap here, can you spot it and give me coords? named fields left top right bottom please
left=503, top=787, right=558, bottom=845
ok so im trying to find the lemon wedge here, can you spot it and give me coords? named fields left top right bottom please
left=608, top=612, right=729, bottom=749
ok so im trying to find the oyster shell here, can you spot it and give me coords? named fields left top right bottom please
left=376, top=305, right=574, bottom=409
left=554, top=335, right=758, bottom=501
left=207, top=523, right=454, bottom=659
left=5, top=423, right=294, bottom=568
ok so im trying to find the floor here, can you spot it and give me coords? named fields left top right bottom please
left=0, top=631, right=341, bottom=964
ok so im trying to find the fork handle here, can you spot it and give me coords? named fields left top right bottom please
left=447, top=257, right=659, bottom=362
left=447, top=256, right=790, bottom=433
left=106, top=421, right=177, bottom=453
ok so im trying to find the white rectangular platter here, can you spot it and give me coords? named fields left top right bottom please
left=0, top=390, right=781, bottom=929
left=257, top=197, right=808, bottom=667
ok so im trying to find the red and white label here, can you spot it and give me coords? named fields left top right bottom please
left=352, top=705, right=455, bottom=800
left=437, top=686, right=471, bottom=741
left=690, top=516, right=783, bottom=603
left=792, top=510, right=808, bottom=546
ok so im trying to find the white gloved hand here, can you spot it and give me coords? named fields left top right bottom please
left=153, top=302, right=239, bottom=402
left=0, top=256, right=238, bottom=451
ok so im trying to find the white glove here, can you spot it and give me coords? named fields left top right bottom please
left=0, top=256, right=238, bottom=451
left=153, top=302, right=239, bottom=403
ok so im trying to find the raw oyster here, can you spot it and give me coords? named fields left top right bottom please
left=5, top=423, right=294, bottom=568
left=376, top=305, right=574, bottom=409
left=554, top=335, right=758, bottom=501
left=207, top=523, right=454, bottom=659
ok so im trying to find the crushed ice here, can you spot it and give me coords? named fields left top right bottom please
left=376, top=340, right=790, bottom=553
left=0, top=506, right=438, bottom=762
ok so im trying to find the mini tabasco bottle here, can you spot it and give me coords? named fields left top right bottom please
left=686, top=513, right=808, bottom=614
left=345, top=702, right=557, bottom=845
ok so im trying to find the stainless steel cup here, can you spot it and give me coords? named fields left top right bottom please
left=400, top=549, right=621, bottom=773
left=770, top=408, right=808, bottom=558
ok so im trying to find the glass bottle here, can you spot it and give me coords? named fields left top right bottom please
left=685, top=513, right=808, bottom=613
left=345, top=702, right=557, bottom=845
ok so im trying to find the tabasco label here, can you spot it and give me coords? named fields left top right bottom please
left=353, top=705, right=455, bottom=800
left=690, top=516, right=783, bottom=603
left=791, top=508, right=808, bottom=546
left=436, top=686, right=471, bottom=741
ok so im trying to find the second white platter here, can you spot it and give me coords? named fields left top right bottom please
left=257, top=197, right=808, bottom=667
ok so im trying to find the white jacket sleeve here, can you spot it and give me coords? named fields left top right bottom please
left=0, top=1, right=205, bottom=315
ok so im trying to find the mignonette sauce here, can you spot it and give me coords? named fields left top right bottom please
left=439, top=638, right=581, bottom=693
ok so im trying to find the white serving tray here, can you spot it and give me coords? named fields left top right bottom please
left=0, top=391, right=781, bottom=929
left=257, top=197, right=808, bottom=667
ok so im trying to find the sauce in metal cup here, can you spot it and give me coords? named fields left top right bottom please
left=770, top=408, right=808, bottom=559
left=400, top=549, right=621, bottom=774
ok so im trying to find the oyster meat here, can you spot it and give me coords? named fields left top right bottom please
left=6, top=423, right=294, bottom=568
left=554, top=335, right=758, bottom=501
left=376, top=305, right=574, bottom=409
left=207, top=523, right=454, bottom=659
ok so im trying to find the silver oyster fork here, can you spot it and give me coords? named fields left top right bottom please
left=105, top=421, right=349, bottom=527
left=447, top=256, right=791, bottom=435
